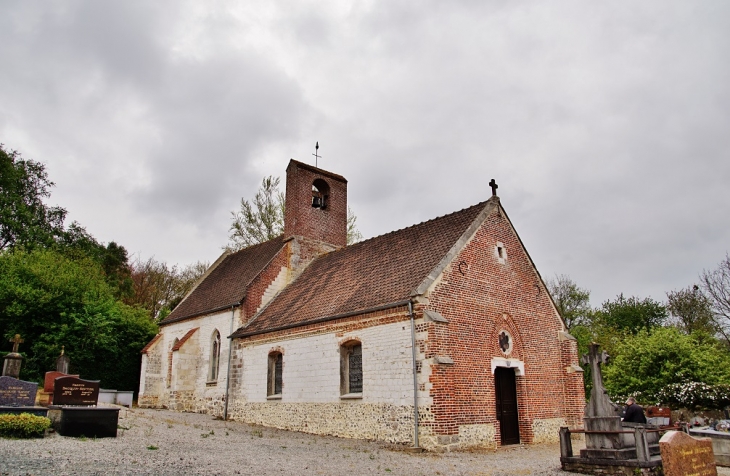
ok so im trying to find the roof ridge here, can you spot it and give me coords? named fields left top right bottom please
left=342, top=200, right=489, bottom=250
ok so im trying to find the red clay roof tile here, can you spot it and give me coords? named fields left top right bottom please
left=160, top=236, right=287, bottom=325
left=233, top=200, right=488, bottom=337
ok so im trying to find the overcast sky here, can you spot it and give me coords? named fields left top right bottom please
left=1, top=1, right=728, bottom=306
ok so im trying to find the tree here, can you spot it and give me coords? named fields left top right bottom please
left=700, top=254, right=730, bottom=344
left=0, top=248, right=157, bottom=391
left=603, top=326, right=730, bottom=403
left=227, top=175, right=363, bottom=251
left=0, top=145, right=66, bottom=251
left=592, top=293, right=667, bottom=334
left=126, top=256, right=209, bottom=320
left=666, top=285, right=717, bottom=335
left=57, top=222, right=133, bottom=299
left=545, top=274, right=591, bottom=329
left=228, top=176, right=284, bottom=250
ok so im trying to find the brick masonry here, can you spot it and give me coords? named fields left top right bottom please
left=139, top=162, right=585, bottom=451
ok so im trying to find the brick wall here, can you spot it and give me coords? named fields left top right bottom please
left=283, top=160, right=347, bottom=248
left=423, top=202, right=585, bottom=446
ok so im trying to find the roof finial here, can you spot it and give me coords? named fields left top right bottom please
left=312, top=142, right=321, bottom=168
left=489, top=178, right=498, bottom=197
left=60, top=345, right=65, bottom=356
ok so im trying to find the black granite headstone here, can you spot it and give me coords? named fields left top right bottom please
left=0, top=376, right=37, bottom=406
left=53, top=376, right=99, bottom=406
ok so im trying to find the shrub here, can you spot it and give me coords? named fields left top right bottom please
left=655, top=382, right=730, bottom=410
left=0, top=413, right=51, bottom=438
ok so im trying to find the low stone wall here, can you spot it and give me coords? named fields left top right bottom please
left=532, top=417, right=566, bottom=444
left=228, top=402, right=426, bottom=445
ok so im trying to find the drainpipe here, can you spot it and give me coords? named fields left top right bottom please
left=223, top=304, right=237, bottom=421
left=408, top=301, right=420, bottom=449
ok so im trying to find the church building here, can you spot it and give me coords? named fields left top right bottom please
left=138, top=159, right=585, bottom=451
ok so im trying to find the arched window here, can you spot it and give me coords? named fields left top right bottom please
left=340, top=341, right=362, bottom=396
left=209, top=330, right=221, bottom=382
left=267, top=352, right=283, bottom=398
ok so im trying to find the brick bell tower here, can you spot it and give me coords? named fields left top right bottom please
left=284, top=159, right=348, bottom=249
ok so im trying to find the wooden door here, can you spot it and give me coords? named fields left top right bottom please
left=495, top=367, right=520, bottom=445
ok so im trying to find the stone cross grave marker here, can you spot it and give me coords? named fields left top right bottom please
left=56, top=346, right=70, bottom=374
left=0, top=375, right=38, bottom=407
left=53, top=376, right=100, bottom=406
left=2, top=334, right=25, bottom=378
left=9, top=334, right=23, bottom=353
left=660, top=430, right=717, bottom=476
left=580, top=342, right=615, bottom=417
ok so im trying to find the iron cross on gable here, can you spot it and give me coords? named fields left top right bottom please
left=9, top=334, right=24, bottom=353
left=489, top=179, right=498, bottom=196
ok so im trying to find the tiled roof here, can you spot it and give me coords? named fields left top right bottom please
left=233, top=201, right=489, bottom=337
left=160, top=236, right=287, bottom=325
left=172, top=328, right=199, bottom=350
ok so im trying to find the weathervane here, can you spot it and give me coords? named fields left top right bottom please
left=312, top=142, right=321, bottom=168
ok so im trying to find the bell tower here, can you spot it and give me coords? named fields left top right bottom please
left=283, top=159, right=347, bottom=248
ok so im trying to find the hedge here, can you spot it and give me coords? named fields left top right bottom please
left=0, top=413, right=51, bottom=438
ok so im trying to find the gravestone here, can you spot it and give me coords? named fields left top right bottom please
left=49, top=375, right=118, bottom=437
left=56, top=347, right=70, bottom=374
left=2, top=334, right=24, bottom=379
left=660, top=430, right=717, bottom=476
left=52, top=376, right=100, bottom=406
left=44, top=371, right=79, bottom=393
left=560, top=343, right=662, bottom=474
left=0, top=375, right=37, bottom=406
left=0, top=375, right=47, bottom=416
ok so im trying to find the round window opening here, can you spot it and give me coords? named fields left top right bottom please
left=498, top=330, right=512, bottom=355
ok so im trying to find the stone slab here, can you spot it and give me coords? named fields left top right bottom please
left=659, top=430, right=717, bottom=476
left=0, top=406, right=48, bottom=417
left=44, top=371, right=79, bottom=393
left=49, top=406, right=119, bottom=437
left=52, top=376, right=99, bottom=406
left=690, top=428, right=730, bottom=467
left=0, top=376, right=38, bottom=406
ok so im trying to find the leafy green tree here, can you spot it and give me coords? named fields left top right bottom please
left=667, top=285, right=717, bottom=335
left=546, top=274, right=591, bottom=329
left=228, top=176, right=284, bottom=250
left=592, top=294, right=667, bottom=334
left=603, top=327, right=730, bottom=403
left=227, top=175, right=362, bottom=251
left=0, top=248, right=157, bottom=391
left=0, top=145, right=66, bottom=251
left=700, top=254, right=730, bottom=344
left=57, top=222, right=133, bottom=298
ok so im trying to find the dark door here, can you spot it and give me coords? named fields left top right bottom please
left=495, top=367, right=520, bottom=445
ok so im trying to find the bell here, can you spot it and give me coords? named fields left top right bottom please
left=312, top=196, right=322, bottom=208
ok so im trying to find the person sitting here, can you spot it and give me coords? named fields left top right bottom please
left=622, top=396, right=647, bottom=424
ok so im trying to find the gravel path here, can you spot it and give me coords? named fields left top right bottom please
left=2, top=407, right=728, bottom=476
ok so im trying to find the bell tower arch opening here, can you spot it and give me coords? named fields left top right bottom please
left=311, top=179, right=330, bottom=209
left=284, top=160, right=347, bottom=248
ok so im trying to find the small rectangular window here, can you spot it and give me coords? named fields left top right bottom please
left=348, top=344, right=362, bottom=394
left=268, top=352, right=283, bottom=397
left=341, top=342, right=363, bottom=397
